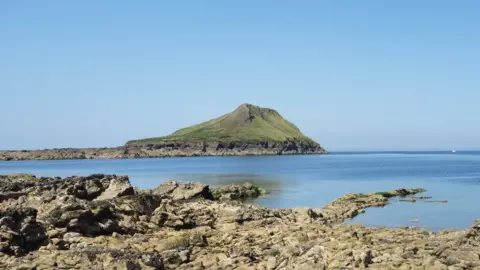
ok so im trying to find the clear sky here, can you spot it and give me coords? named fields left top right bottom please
left=1, top=1, right=479, bottom=151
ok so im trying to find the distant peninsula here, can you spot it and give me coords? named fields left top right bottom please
left=0, top=104, right=327, bottom=161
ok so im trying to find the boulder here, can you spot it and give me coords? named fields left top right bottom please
left=152, top=181, right=179, bottom=196
left=0, top=208, right=47, bottom=255
left=171, top=182, right=212, bottom=201
left=94, top=176, right=134, bottom=201
left=152, top=181, right=213, bottom=201
left=211, top=182, right=268, bottom=201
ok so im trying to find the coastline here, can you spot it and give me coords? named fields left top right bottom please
left=0, top=140, right=328, bottom=161
left=0, top=174, right=478, bottom=269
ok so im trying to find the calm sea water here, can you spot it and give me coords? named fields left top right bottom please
left=0, top=152, right=479, bottom=230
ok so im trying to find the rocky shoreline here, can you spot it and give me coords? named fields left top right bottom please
left=0, top=174, right=478, bottom=269
left=0, top=140, right=327, bottom=161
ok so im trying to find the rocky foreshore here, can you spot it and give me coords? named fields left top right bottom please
left=0, top=140, right=327, bottom=161
left=0, top=174, right=479, bottom=269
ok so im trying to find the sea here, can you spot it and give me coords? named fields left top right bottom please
left=1, top=151, right=479, bottom=231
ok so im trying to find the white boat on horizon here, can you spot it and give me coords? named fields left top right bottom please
left=452, top=149, right=456, bottom=153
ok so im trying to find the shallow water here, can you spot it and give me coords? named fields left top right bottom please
left=0, top=151, right=479, bottom=230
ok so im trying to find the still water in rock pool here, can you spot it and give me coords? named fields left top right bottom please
left=0, top=152, right=479, bottom=230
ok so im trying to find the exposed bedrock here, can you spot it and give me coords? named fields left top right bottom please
left=0, top=139, right=327, bottom=161
left=0, top=174, right=478, bottom=269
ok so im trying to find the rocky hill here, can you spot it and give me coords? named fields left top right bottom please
left=128, top=104, right=322, bottom=145
left=0, top=104, right=327, bottom=161
left=126, top=103, right=327, bottom=155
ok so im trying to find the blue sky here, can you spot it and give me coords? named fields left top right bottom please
left=1, top=1, right=479, bottom=151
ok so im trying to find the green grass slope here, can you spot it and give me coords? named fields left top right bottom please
left=126, top=104, right=319, bottom=145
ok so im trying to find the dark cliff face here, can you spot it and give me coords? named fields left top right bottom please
left=132, top=139, right=327, bottom=155
left=0, top=140, right=327, bottom=161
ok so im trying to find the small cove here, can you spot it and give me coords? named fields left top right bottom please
left=0, top=151, right=479, bottom=230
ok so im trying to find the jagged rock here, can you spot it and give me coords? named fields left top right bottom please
left=63, top=174, right=134, bottom=200
left=0, top=174, right=479, bottom=270
left=294, top=245, right=328, bottom=269
left=171, top=182, right=212, bottom=201
left=319, top=188, right=427, bottom=224
left=94, top=176, right=134, bottom=200
left=0, top=192, right=26, bottom=202
left=211, top=182, right=268, bottom=201
left=152, top=181, right=213, bottom=201
left=0, top=208, right=47, bottom=255
left=152, top=181, right=179, bottom=196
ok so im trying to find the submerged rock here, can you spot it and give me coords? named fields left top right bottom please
left=318, top=188, right=427, bottom=224
left=425, top=200, right=449, bottom=203
left=400, top=198, right=417, bottom=203
left=412, top=196, right=433, bottom=200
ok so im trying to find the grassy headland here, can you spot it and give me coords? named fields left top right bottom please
left=127, top=103, right=320, bottom=146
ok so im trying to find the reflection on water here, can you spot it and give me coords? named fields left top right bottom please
left=0, top=152, right=480, bottom=230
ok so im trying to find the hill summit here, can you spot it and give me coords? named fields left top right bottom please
left=126, top=104, right=327, bottom=155
left=128, top=104, right=319, bottom=144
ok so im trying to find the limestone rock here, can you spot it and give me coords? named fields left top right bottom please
left=211, top=182, right=268, bottom=201
left=94, top=176, right=134, bottom=200
left=0, top=208, right=47, bottom=255
left=152, top=181, right=213, bottom=201
left=0, top=174, right=478, bottom=270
